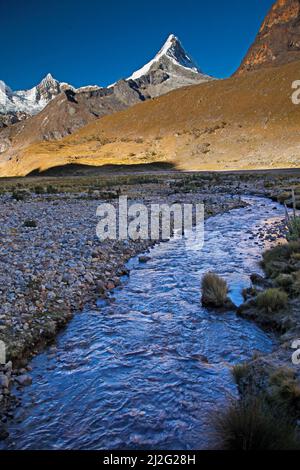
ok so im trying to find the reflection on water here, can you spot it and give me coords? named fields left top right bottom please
left=2, top=197, right=282, bottom=450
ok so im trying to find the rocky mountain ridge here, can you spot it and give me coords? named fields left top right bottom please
left=236, top=0, right=300, bottom=74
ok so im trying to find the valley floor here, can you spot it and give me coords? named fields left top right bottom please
left=0, top=170, right=300, bottom=447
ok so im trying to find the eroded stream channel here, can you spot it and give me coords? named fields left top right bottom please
left=2, top=197, right=282, bottom=450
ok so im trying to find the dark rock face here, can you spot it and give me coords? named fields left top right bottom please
left=0, top=112, right=29, bottom=127
left=112, top=79, right=146, bottom=105
left=35, top=73, right=62, bottom=103
left=236, top=0, right=300, bottom=75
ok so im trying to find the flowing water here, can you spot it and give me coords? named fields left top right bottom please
left=2, top=197, right=282, bottom=450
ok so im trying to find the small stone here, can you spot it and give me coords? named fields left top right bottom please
left=106, top=281, right=115, bottom=290
left=15, top=374, right=32, bottom=386
left=0, top=427, right=9, bottom=441
left=0, top=374, right=9, bottom=389
left=139, top=256, right=151, bottom=263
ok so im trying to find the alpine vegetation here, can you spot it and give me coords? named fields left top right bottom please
left=201, top=272, right=229, bottom=308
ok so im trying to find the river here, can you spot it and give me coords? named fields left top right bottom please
left=1, top=197, right=281, bottom=450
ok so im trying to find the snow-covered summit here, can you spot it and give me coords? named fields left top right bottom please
left=128, top=34, right=203, bottom=81
left=0, top=74, right=73, bottom=117
left=39, top=72, right=57, bottom=86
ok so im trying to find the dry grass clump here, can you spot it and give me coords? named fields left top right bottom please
left=256, top=288, right=288, bottom=313
left=288, top=217, right=300, bottom=242
left=215, top=397, right=299, bottom=450
left=269, top=368, right=300, bottom=416
left=275, top=273, right=294, bottom=290
left=262, top=242, right=300, bottom=278
left=275, top=271, right=300, bottom=297
left=291, top=271, right=300, bottom=296
left=201, top=272, right=228, bottom=308
left=232, top=363, right=250, bottom=384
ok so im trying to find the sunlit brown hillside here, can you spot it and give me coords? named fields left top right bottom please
left=1, top=60, right=300, bottom=176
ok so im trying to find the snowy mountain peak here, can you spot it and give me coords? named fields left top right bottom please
left=128, top=34, right=202, bottom=81
left=0, top=81, right=12, bottom=110
left=39, top=73, right=58, bottom=86
left=0, top=80, right=12, bottom=94
left=159, top=34, right=202, bottom=73
left=0, top=75, right=69, bottom=117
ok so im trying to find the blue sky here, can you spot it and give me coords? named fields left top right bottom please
left=2, top=0, right=275, bottom=90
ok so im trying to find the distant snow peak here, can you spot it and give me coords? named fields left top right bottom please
left=41, top=72, right=54, bottom=81
left=128, top=33, right=202, bottom=81
left=0, top=81, right=11, bottom=110
left=0, top=80, right=11, bottom=94
left=39, top=73, right=58, bottom=87
left=76, top=84, right=102, bottom=92
left=0, top=74, right=72, bottom=117
left=44, top=72, right=55, bottom=81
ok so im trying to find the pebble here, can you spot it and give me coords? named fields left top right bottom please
left=15, top=375, right=32, bottom=387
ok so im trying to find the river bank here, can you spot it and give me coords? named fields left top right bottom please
left=228, top=238, right=300, bottom=449
left=204, top=200, right=300, bottom=450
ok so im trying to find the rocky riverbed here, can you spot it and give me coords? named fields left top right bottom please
left=0, top=188, right=250, bottom=437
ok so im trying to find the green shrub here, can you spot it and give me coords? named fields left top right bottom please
left=291, top=272, right=300, bottom=296
left=262, top=242, right=300, bottom=277
left=275, top=274, right=294, bottom=290
left=33, top=185, right=45, bottom=195
left=23, top=219, right=37, bottom=228
left=288, top=217, right=300, bottom=242
left=256, top=288, right=288, bottom=313
left=201, top=272, right=228, bottom=308
left=269, top=368, right=300, bottom=416
left=215, top=398, right=299, bottom=450
left=275, top=271, right=300, bottom=297
left=46, top=185, right=58, bottom=194
left=277, top=191, right=292, bottom=204
left=12, top=190, right=26, bottom=201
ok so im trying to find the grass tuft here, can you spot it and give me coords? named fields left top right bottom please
left=275, top=274, right=294, bottom=290
left=201, top=272, right=228, bottom=308
left=256, top=288, right=288, bottom=313
left=232, top=363, right=250, bottom=385
left=288, top=217, right=300, bottom=242
left=262, top=242, right=300, bottom=277
left=269, top=368, right=300, bottom=415
left=215, top=398, right=299, bottom=450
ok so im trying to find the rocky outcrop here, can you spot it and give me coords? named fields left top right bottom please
left=236, top=0, right=300, bottom=74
